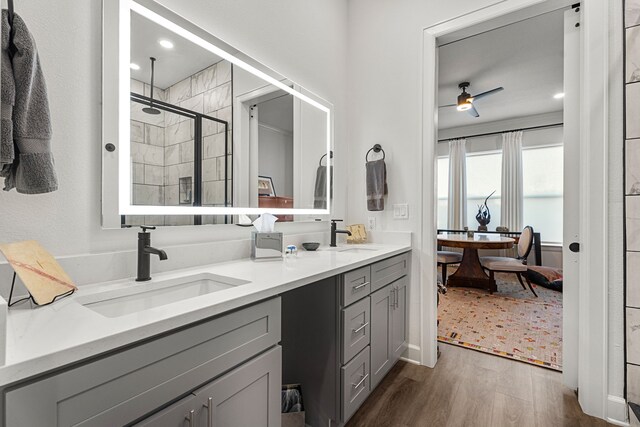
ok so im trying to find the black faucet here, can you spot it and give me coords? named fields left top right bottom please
left=330, top=219, right=352, bottom=247
left=136, top=226, right=168, bottom=282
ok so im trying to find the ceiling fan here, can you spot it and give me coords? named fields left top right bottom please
left=439, top=82, right=504, bottom=118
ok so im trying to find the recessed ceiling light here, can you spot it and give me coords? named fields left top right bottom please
left=553, top=92, right=565, bottom=99
left=130, top=63, right=140, bottom=70
left=159, top=39, right=174, bottom=49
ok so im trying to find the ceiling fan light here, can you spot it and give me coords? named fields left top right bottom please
left=457, top=102, right=472, bottom=111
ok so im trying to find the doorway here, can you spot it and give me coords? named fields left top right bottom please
left=433, top=4, right=572, bottom=373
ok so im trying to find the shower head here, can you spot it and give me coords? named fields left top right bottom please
left=142, top=106, right=161, bottom=115
left=144, top=57, right=161, bottom=115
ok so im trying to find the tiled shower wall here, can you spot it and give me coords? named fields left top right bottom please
left=127, top=59, right=232, bottom=226
left=625, top=0, right=640, bottom=413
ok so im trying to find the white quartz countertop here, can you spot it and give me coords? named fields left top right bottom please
left=0, top=243, right=410, bottom=387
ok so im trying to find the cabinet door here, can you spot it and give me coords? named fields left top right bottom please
left=391, top=276, right=408, bottom=361
left=193, top=346, right=282, bottom=427
left=370, top=284, right=393, bottom=389
left=133, top=394, right=197, bottom=427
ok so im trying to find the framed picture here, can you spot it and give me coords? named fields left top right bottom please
left=258, top=176, right=276, bottom=197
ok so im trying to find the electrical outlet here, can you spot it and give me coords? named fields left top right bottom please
left=368, top=217, right=376, bottom=230
left=393, top=203, right=409, bottom=219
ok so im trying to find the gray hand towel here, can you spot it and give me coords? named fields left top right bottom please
left=314, top=165, right=333, bottom=209
left=1, top=10, right=57, bottom=194
left=366, top=159, right=387, bottom=211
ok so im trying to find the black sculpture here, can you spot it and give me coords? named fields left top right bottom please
left=475, top=190, right=495, bottom=231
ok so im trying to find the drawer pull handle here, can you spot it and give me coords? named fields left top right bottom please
left=352, top=373, right=369, bottom=389
left=353, top=321, right=369, bottom=334
left=353, top=281, right=370, bottom=291
left=395, top=286, right=399, bottom=308
left=390, top=288, right=396, bottom=307
left=204, top=397, right=213, bottom=427
left=185, top=409, right=195, bottom=426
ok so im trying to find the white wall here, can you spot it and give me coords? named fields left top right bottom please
left=0, top=0, right=347, bottom=256
left=258, top=125, right=294, bottom=197
left=346, top=0, right=624, bottom=403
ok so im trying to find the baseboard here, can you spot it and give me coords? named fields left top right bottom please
left=606, top=395, right=630, bottom=426
left=400, top=344, right=421, bottom=365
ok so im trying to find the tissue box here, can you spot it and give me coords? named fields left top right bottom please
left=251, top=232, right=283, bottom=260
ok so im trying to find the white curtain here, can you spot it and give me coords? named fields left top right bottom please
left=447, top=139, right=467, bottom=229
left=501, top=131, right=524, bottom=231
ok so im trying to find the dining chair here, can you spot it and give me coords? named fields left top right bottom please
left=437, top=251, right=462, bottom=287
left=480, top=226, right=537, bottom=297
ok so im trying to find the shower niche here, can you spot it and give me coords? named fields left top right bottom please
left=102, top=0, right=333, bottom=228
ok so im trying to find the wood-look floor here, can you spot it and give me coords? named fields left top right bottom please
left=346, top=343, right=613, bottom=427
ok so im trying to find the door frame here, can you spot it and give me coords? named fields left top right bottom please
left=420, top=0, right=614, bottom=420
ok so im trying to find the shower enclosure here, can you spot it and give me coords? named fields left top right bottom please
left=125, top=92, right=233, bottom=226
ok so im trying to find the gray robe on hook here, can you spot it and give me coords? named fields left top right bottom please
left=1, top=10, right=57, bottom=193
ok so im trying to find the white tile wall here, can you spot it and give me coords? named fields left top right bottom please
left=627, top=0, right=640, bottom=27
left=132, top=184, right=163, bottom=205
left=131, top=142, right=164, bottom=166
left=628, top=26, right=640, bottom=83
left=203, top=133, right=226, bottom=158
left=144, top=165, right=164, bottom=186
left=629, top=252, right=640, bottom=309
left=630, top=363, right=640, bottom=405
left=627, top=83, right=640, bottom=139
left=131, top=121, right=144, bottom=143
left=628, top=196, right=640, bottom=251
left=628, top=139, right=640, bottom=195
left=628, top=308, right=640, bottom=365
left=167, top=77, right=192, bottom=104
left=192, top=64, right=217, bottom=95
left=145, top=124, right=165, bottom=147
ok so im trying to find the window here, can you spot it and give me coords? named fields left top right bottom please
left=466, top=152, right=501, bottom=229
left=522, top=145, right=563, bottom=243
left=436, top=144, right=563, bottom=242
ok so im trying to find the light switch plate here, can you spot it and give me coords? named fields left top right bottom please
left=368, top=217, right=376, bottom=230
left=393, top=203, right=409, bottom=219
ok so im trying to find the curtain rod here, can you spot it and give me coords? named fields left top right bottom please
left=437, top=122, right=564, bottom=142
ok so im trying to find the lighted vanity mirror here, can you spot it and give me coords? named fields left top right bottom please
left=102, top=0, right=333, bottom=228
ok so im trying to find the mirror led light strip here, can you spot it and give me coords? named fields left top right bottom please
left=119, top=0, right=332, bottom=216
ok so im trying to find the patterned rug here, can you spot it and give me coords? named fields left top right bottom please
left=438, top=272, right=563, bottom=371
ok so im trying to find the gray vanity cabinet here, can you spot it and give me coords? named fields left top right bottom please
left=4, top=298, right=281, bottom=427
left=370, top=284, right=393, bottom=388
left=391, top=276, right=408, bottom=360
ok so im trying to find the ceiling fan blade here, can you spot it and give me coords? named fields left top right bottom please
left=439, top=104, right=457, bottom=108
left=472, top=87, right=504, bottom=101
left=467, top=104, right=480, bottom=118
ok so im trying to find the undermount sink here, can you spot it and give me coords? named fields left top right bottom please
left=78, top=273, right=250, bottom=318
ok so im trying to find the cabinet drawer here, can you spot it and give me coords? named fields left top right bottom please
left=341, top=297, right=370, bottom=364
left=5, top=298, right=281, bottom=427
left=341, top=346, right=370, bottom=423
left=341, top=266, right=371, bottom=307
left=371, top=252, right=409, bottom=292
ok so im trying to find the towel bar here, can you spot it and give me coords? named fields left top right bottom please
left=365, top=144, right=385, bottom=161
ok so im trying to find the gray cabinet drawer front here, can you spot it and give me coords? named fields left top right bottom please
left=371, top=252, right=409, bottom=292
left=341, top=266, right=371, bottom=307
left=341, top=346, right=371, bottom=423
left=341, top=297, right=371, bottom=364
left=6, top=298, right=281, bottom=427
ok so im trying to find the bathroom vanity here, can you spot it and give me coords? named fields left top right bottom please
left=0, top=244, right=411, bottom=426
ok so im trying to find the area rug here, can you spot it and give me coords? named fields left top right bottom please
left=438, top=274, right=563, bottom=371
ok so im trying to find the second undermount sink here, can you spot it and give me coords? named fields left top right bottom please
left=78, top=273, right=250, bottom=318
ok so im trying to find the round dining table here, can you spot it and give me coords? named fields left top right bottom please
left=437, top=233, right=515, bottom=293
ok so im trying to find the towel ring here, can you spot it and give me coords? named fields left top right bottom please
left=365, top=144, right=385, bottom=162
left=319, top=151, right=334, bottom=166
